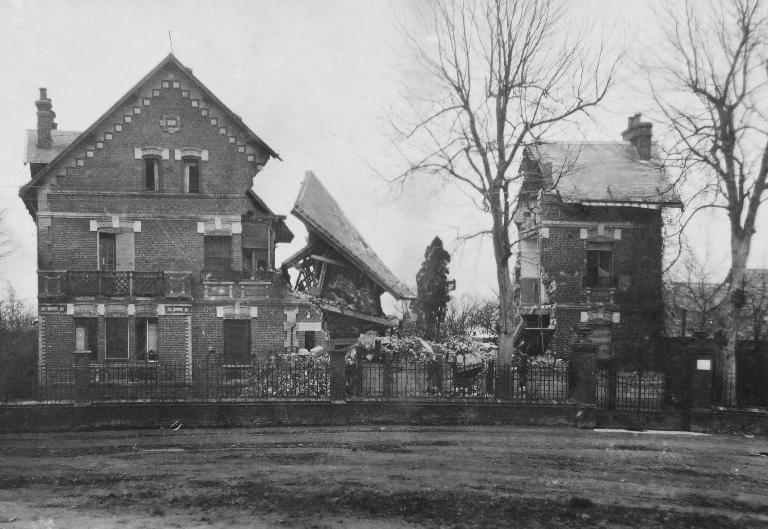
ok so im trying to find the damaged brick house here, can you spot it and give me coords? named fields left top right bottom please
left=283, top=171, right=416, bottom=351
left=21, top=54, right=325, bottom=377
left=513, top=115, right=682, bottom=367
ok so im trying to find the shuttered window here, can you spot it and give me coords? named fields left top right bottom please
left=223, top=320, right=250, bottom=364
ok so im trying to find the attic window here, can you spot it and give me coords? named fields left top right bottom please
left=183, top=157, right=201, bottom=193
left=144, top=156, right=161, bottom=191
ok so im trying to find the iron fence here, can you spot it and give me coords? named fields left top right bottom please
left=716, top=371, right=768, bottom=408
left=346, top=359, right=571, bottom=402
left=596, top=370, right=682, bottom=412
left=35, top=358, right=329, bottom=402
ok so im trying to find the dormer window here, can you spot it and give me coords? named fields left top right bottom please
left=184, top=157, right=200, bottom=193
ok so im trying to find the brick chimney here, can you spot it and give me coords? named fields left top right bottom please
left=621, top=113, right=652, bottom=160
left=35, top=88, right=57, bottom=148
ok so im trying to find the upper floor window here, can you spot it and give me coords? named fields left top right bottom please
left=98, top=232, right=134, bottom=271
left=242, top=247, right=268, bottom=280
left=184, top=157, right=200, bottom=193
left=204, top=236, right=232, bottom=281
left=585, top=243, right=614, bottom=288
left=144, top=156, right=161, bottom=191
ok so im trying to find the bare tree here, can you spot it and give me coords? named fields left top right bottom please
left=665, top=241, right=728, bottom=337
left=653, top=0, right=768, bottom=401
left=744, top=269, right=768, bottom=343
left=393, top=0, right=615, bottom=363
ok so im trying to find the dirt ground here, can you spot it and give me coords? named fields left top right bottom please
left=0, top=426, right=767, bottom=528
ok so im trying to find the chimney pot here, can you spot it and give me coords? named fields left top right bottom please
left=39, top=87, right=48, bottom=100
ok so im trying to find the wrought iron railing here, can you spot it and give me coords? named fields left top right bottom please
left=38, top=271, right=191, bottom=299
left=34, top=358, right=330, bottom=402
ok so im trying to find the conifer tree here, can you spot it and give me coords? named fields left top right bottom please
left=415, top=237, right=453, bottom=340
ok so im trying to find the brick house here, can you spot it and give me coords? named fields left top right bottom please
left=21, top=54, right=326, bottom=376
left=513, top=115, right=682, bottom=367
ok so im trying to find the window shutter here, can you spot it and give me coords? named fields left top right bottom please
left=115, top=232, right=135, bottom=271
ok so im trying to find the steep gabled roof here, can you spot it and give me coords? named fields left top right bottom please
left=290, top=171, right=415, bottom=300
left=20, top=53, right=280, bottom=215
left=526, top=142, right=682, bottom=207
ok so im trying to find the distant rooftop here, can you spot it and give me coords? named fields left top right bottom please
left=527, top=141, right=682, bottom=207
left=24, top=129, right=80, bottom=164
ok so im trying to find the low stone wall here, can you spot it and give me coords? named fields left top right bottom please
left=0, top=401, right=594, bottom=434
left=690, top=408, right=768, bottom=436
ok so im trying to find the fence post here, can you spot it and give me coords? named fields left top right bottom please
left=329, top=348, right=347, bottom=401
left=73, top=352, right=91, bottom=403
left=383, top=347, right=392, bottom=398
left=569, top=325, right=598, bottom=405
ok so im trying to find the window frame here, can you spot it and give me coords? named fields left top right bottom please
left=204, top=235, right=233, bottom=281
left=585, top=245, right=614, bottom=288
left=74, top=317, right=98, bottom=360
left=183, top=157, right=201, bottom=193
left=143, top=155, right=161, bottom=191
left=136, top=317, right=159, bottom=362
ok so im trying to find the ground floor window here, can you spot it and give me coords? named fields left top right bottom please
left=105, top=317, right=129, bottom=360
left=74, top=317, right=98, bottom=360
left=223, top=319, right=250, bottom=364
left=136, top=317, right=159, bottom=362
left=304, top=331, right=316, bottom=350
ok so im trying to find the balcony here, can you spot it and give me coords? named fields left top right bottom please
left=203, top=269, right=283, bottom=300
left=38, top=270, right=193, bottom=300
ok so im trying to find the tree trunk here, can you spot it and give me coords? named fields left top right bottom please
left=490, top=202, right=517, bottom=365
left=721, top=234, right=751, bottom=406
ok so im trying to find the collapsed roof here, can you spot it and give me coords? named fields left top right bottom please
left=287, top=171, right=415, bottom=301
left=525, top=142, right=682, bottom=207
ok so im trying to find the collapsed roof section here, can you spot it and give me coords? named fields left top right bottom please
left=285, top=171, right=415, bottom=330
left=287, top=171, right=415, bottom=300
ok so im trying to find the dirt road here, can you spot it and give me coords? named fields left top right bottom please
left=0, top=426, right=767, bottom=528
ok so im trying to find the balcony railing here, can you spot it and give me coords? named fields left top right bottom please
left=582, top=275, right=618, bottom=289
left=202, top=269, right=282, bottom=300
left=39, top=271, right=192, bottom=300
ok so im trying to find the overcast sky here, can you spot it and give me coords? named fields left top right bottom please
left=1, top=0, right=766, bottom=310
